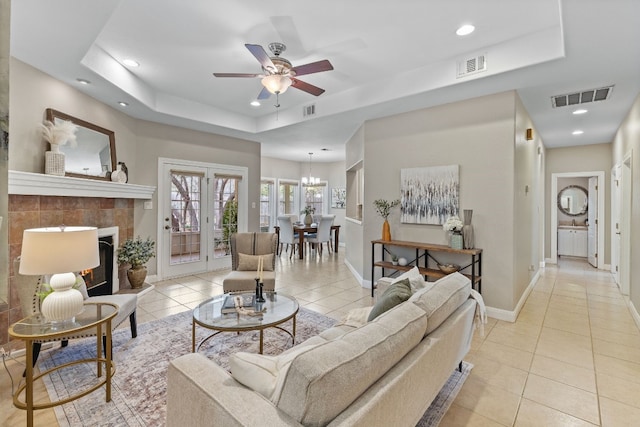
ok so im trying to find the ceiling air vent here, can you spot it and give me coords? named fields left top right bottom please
left=302, top=103, right=316, bottom=118
left=456, top=53, right=487, bottom=78
left=551, top=85, right=614, bottom=108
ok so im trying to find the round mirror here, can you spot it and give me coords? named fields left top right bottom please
left=557, top=185, right=588, bottom=216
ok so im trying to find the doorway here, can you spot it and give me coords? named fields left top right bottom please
left=550, top=171, right=605, bottom=268
left=158, top=158, right=248, bottom=279
left=611, top=153, right=632, bottom=295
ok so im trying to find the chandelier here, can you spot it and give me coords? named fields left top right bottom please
left=301, top=152, right=319, bottom=185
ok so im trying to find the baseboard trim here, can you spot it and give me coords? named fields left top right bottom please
left=630, top=300, right=640, bottom=331
left=486, top=269, right=541, bottom=323
left=344, top=258, right=370, bottom=289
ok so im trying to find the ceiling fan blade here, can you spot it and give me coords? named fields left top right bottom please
left=291, top=60, right=334, bottom=76
left=257, top=87, right=272, bottom=100
left=291, top=78, right=325, bottom=96
left=245, top=44, right=276, bottom=73
left=213, top=73, right=261, bottom=78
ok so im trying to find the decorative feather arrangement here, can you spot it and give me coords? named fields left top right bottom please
left=39, top=120, right=78, bottom=152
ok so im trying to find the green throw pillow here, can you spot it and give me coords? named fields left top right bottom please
left=368, top=278, right=412, bottom=321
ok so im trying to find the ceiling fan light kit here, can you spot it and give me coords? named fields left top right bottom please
left=262, top=74, right=292, bottom=94
left=214, top=42, right=333, bottom=103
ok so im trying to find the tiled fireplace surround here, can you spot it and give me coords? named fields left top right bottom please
left=0, top=195, right=135, bottom=346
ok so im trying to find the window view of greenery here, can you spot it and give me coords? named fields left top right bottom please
left=303, top=185, right=324, bottom=216
left=214, top=177, right=238, bottom=257
left=170, top=173, right=202, bottom=264
left=260, top=182, right=273, bottom=232
left=278, top=182, right=298, bottom=216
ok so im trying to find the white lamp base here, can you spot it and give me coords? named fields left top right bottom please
left=41, top=272, right=84, bottom=322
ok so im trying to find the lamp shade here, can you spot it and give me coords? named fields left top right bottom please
left=261, top=74, right=292, bottom=94
left=19, top=226, right=100, bottom=275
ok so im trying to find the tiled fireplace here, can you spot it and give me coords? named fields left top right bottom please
left=1, top=171, right=155, bottom=346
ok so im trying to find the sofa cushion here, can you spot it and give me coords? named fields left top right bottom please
left=275, top=301, right=428, bottom=425
left=367, top=278, right=412, bottom=321
left=410, top=272, right=471, bottom=335
left=237, top=253, right=274, bottom=271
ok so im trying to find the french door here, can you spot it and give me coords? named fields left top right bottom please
left=159, top=159, right=247, bottom=279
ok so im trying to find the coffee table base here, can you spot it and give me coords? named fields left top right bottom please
left=192, top=315, right=297, bottom=354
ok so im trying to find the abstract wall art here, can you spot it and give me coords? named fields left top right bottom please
left=400, top=165, right=459, bottom=225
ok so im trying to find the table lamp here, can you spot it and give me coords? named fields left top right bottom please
left=19, top=226, right=99, bottom=322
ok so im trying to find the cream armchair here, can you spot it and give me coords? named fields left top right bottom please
left=222, top=232, right=278, bottom=293
left=14, top=258, right=138, bottom=369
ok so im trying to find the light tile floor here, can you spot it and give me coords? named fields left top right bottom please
left=2, top=253, right=639, bottom=426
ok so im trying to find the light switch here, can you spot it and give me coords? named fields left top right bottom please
left=252, top=202, right=256, bottom=209
left=143, top=201, right=153, bottom=210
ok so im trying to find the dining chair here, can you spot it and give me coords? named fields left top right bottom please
left=306, top=216, right=334, bottom=255
left=277, top=216, right=301, bottom=259
left=14, top=258, right=138, bottom=370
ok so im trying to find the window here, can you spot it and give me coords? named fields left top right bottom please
left=212, top=174, right=240, bottom=257
left=170, top=171, right=203, bottom=264
left=302, top=182, right=327, bottom=215
left=278, top=180, right=299, bottom=216
left=260, top=179, right=275, bottom=232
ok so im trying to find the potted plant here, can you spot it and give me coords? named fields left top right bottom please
left=301, top=205, right=315, bottom=226
left=373, top=199, right=400, bottom=241
left=117, top=236, right=156, bottom=288
left=390, top=253, right=399, bottom=266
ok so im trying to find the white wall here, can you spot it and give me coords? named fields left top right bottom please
left=611, top=92, right=640, bottom=313
left=360, top=91, right=525, bottom=311
left=545, top=143, right=612, bottom=263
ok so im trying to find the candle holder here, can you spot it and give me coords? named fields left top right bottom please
left=255, top=278, right=265, bottom=303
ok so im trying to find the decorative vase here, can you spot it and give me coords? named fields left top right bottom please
left=398, top=257, right=408, bottom=266
left=382, top=219, right=391, bottom=241
left=111, top=164, right=127, bottom=183
left=304, top=214, right=313, bottom=226
left=45, top=150, right=65, bottom=176
left=118, top=161, right=129, bottom=183
left=450, top=231, right=463, bottom=250
left=127, top=265, right=147, bottom=289
left=463, top=209, right=475, bottom=249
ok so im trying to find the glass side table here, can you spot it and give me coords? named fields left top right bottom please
left=8, top=302, right=118, bottom=427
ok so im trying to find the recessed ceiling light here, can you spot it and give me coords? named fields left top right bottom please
left=250, top=100, right=261, bottom=107
left=572, top=130, right=584, bottom=135
left=118, top=101, right=129, bottom=107
left=573, top=109, right=588, bottom=115
left=122, top=59, right=139, bottom=67
left=456, top=24, right=475, bottom=36
left=76, top=78, right=90, bottom=85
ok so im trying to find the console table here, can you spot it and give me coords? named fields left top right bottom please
left=371, top=239, right=482, bottom=297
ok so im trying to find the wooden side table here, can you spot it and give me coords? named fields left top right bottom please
left=8, top=302, right=118, bottom=427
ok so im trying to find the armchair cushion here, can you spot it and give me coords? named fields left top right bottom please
left=237, top=253, right=274, bottom=272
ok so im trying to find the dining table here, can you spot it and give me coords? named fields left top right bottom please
left=274, top=224, right=341, bottom=260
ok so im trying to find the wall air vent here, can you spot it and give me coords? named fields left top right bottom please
left=302, top=103, right=316, bottom=118
left=551, top=85, right=614, bottom=108
left=456, top=53, right=487, bottom=78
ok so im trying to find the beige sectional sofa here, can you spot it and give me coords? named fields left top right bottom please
left=166, top=272, right=480, bottom=427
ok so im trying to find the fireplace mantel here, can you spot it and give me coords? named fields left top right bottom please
left=9, top=170, right=155, bottom=199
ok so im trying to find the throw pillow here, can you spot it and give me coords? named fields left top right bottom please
left=367, top=278, right=412, bottom=321
left=237, top=253, right=274, bottom=271
left=390, top=266, right=427, bottom=292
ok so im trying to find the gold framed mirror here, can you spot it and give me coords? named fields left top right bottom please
left=45, top=109, right=117, bottom=181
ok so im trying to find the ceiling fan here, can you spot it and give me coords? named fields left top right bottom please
left=213, top=42, right=333, bottom=100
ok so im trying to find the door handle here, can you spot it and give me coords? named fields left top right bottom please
left=165, top=225, right=171, bottom=230
left=616, top=232, right=621, bottom=235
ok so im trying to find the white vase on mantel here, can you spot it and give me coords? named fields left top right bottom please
left=45, top=144, right=65, bottom=176
left=111, top=164, right=127, bottom=183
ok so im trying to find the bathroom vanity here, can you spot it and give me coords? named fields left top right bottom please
left=558, top=226, right=588, bottom=257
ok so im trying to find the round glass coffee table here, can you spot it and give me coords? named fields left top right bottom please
left=192, top=292, right=299, bottom=354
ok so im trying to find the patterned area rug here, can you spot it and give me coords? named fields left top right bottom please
left=38, top=307, right=471, bottom=426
